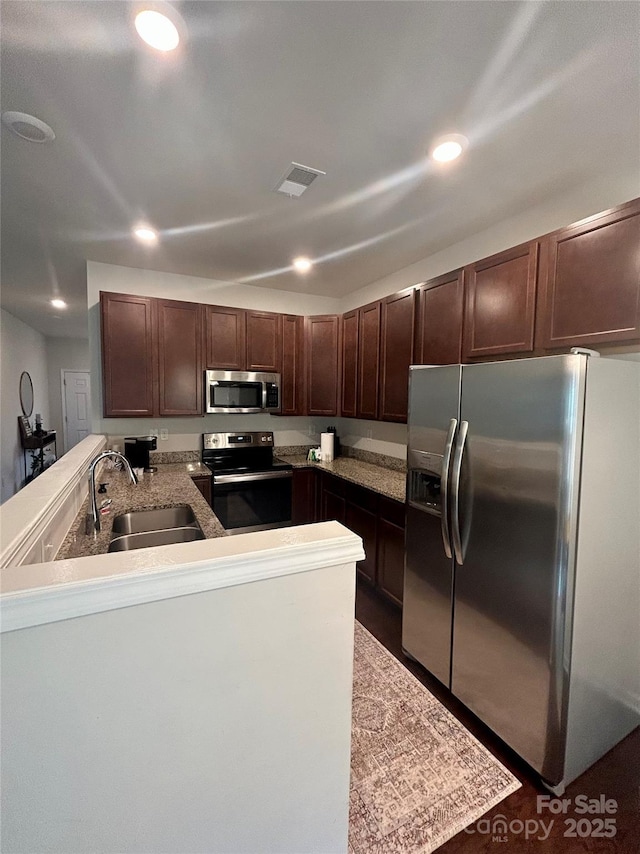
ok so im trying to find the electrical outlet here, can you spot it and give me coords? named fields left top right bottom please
left=160, top=428, right=169, bottom=441
left=308, top=422, right=314, bottom=437
left=366, top=428, right=373, bottom=439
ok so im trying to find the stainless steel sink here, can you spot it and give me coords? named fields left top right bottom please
left=111, top=505, right=198, bottom=535
left=108, top=526, right=205, bottom=553
left=108, top=505, right=204, bottom=552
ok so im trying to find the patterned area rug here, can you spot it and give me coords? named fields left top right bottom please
left=349, top=622, right=521, bottom=853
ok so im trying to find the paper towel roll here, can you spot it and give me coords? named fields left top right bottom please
left=320, top=432, right=334, bottom=463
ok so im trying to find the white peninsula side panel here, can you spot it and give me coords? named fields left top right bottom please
left=1, top=523, right=361, bottom=854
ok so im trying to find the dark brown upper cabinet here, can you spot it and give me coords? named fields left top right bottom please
left=341, top=310, right=359, bottom=418
left=156, top=299, right=203, bottom=416
left=101, top=292, right=204, bottom=418
left=305, top=315, right=341, bottom=416
left=101, top=292, right=157, bottom=418
left=536, top=198, right=640, bottom=350
left=205, top=305, right=246, bottom=370
left=280, top=314, right=305, bottom=416
left=379, top=288, right=417, bottom=423
left=463, top=241, right=539, bottom=360
left=415, top=270, right=464, bottom=365
left=358, top=301, right=381, bottom=420
left=246, top=310, right=282, bottom=372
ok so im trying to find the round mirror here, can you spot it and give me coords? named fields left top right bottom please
left=19, top=371, right=34, bottom=417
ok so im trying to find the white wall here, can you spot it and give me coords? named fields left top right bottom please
left=106, top=415, right=319, bottom=453
left=341, top=170, right=639, bottom=311
left=0, top=309, right=51, bottom=504
left=45, top=337, right=90, bottom=449
left=337, top=418, right=407, bottom=460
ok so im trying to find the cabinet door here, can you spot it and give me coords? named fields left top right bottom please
left=305, top=315, right=341, bottom=416
left=246, top=310, right=282, bottom=372
left=292, top=468, right=317, bottom=524
left=357, top=301, right=381, bottom=420
left=537, top=199, right=640, bottom=349
left=280, top=315, right=305, bottom=416
left=377, top=497, right=406, bottom=607
left=415, top=271, right=464, bottom=365
left=157, top=299, right=203, bottom=416
left=205, top=306, right=246, bottom=370
left=463, top=242, right=538, bottom=359
left=379, top=289, right=416, bottom=422
left=100, top=292, right=156, bottom=417
left=345, top=484, right=378, bottom=584
left=191, top=475, right=212, bottom=506
left=341, top=310, right=359, bottom=418
left=319, top=473, right=346, bottom=523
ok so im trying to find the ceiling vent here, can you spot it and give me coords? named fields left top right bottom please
left=274, top=162, right=326, bottom=197
left=1, top=111, right=55, bottom=143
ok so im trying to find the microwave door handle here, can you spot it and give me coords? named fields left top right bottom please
left=262, top=383, right=268, bottom=410
left=440, top=418, right=457, bottom=559
left=450, top=420, right=468, bottom=565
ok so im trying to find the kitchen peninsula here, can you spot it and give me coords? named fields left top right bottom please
left=0, top=435, right=364, bottom=854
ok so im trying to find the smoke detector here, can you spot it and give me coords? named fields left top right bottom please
left=274, top=162, right=326, bottom=197
left=1, top=111, right=55, bottom=143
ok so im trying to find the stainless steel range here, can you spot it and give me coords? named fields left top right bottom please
left=202, top=432, right=292, bottom=535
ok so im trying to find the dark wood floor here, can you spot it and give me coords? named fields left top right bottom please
left=355, top=580, right=640, bottom=853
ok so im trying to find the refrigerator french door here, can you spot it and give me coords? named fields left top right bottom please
left=404, top=356, right=586, bottom=785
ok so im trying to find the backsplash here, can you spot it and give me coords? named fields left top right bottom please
left=342, top=446, right=406, bottom=471
left=149, top=450, right=200, bottom=464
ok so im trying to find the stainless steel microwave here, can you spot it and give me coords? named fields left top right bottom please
left=205, top=370, right=281, bottom=414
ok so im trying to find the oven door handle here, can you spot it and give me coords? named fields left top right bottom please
left=213, top=471, right=293, bottom=484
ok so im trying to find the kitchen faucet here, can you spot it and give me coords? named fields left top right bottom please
left=88, top=450, right=138, bottom=533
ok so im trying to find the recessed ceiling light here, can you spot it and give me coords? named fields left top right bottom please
left=135, top=10, right=180, bottom=51
left=2, top=111, right=55, bottom=143
left=50, top=298, right=67, bottom=309
left=133, top=225, right=159, bottom=244
left=293, top=256, right=312, bottom=273
left=430, top=134, right=468, bottom=163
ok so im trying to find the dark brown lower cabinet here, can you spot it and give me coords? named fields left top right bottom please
left=191, top=475, right=212, bottom=506
left=377, top=497, right=406, bottom=607
left=319, top=472, right=346, bottom=523
left=314, top=470, right=406, bottom=606
left=291, top=468, right=317, bottom=525
left=345, top=484, right=378, bottom=584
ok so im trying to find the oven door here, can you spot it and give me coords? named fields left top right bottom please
left=213, top=470, right=292, bottom=534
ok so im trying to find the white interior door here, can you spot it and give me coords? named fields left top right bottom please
left=62, top=370, right=91, bottom=452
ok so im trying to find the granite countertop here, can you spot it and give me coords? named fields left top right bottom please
left=275, top=455, right=406, bottom=503
left=56, top=462, right=225, bottom=560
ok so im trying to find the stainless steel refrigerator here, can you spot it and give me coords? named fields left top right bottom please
left=403, top=353, right=639, bottom=792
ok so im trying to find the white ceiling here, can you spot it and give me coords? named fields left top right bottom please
left=1, top=0, right=639, bottom=338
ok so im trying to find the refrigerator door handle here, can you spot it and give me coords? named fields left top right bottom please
left=451, top=420, right=468, bottom=565
left=440, top=418, right=457, bottom=559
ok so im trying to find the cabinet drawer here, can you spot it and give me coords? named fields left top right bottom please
left=378, top=496, right=405, bottom=528
left=346, top=482, right=378, bottom=514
